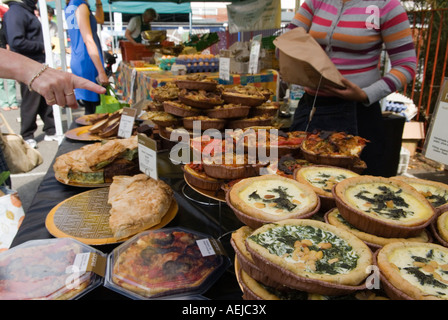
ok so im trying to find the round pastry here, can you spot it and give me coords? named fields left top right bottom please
left=178, top=89, right=224, bottom=109
left=231, top=226, right=286, bottom=290
left=204, top=104, right=251, bottom=119
left=152, top=82, right=179, bottom=102
left=391, top=176, right=448, bottom=215
left=250, top=102, right=279, bottom=117
left=245, top=219, right=373, bottom=295
left=333, top=175, right=436, bottom=238
left=436, top=210, right=448, bottom=243
left=139, top=111, right=180, bottom=127
left=295, top=165, right=359, bottom=210
left=325, top=208, right=431, bottom=250
left=227, top=116, right=273, bottom=130
left=183, top=116, right=226, bottom=131
left=163, top=100, right=201, bottom=117
left=175, top=75, right=218, bottom=91
left=202, top=154, right=264, bottom=181
left=182, top=163, right=223, bottom=191
left=227, top=174, right=320, bottom=228
left=377, top=242, right=448, bottom=300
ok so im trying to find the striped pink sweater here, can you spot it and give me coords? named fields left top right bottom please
left=288, top=0, right=417, bottom=104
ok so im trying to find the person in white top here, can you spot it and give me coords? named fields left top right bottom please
left=125, top=8, right=157, bottom=44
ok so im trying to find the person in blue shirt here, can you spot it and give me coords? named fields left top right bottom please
left=65, top=0, right=108, bottom=114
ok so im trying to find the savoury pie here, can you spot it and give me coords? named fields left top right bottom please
left=326, top=208, right=431, bottom=249
left=245, top=219, right=373, bottom=289
left=333, top=176, right=436, bottom=236
left=107, top=174, right=174, bottom=240
left=437, top=211, right=448, bottom=243
left=391, top=176, right=448, bottom=214
left=228, top=175, right=319, bottom=224
left=377, top=242, right=448, bottom=300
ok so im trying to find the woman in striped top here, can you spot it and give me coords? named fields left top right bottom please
left=288, top=0, right=417, bottom=176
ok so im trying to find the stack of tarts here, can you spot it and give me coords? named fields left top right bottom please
left=142, top=75, right=276, bottom=142
left=231, top=219, right=374, bottom=298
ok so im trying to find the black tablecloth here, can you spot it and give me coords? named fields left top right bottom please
left=10, top=132, right=245, bottom=300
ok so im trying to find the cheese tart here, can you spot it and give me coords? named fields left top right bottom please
left=227, top=175, right=319, bottom=228
left=436, top=211, right=448, bottom=243
left=333, top=176, right=436, bottom=238
left=391, top=176, right=448, bottom=215
left=245, top=219, right=373, bottom=295
left=377, top=242, right=448, bottom=300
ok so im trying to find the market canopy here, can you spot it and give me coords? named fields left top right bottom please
left=47, top=0, right=192, bottom=14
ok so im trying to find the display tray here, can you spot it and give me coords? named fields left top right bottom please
left=184, top=174, right=226, bottom=203
left=55, top=175, right=111, bottom=188
left=45, top=187, right=178, bottom=245
left=65, top=125, right=105, bottom=141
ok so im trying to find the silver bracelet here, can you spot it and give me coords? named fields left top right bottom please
left=28, top=64, right=49, bottom=92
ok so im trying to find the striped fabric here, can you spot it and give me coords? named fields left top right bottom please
left=288, top=0, right=417, bottom=104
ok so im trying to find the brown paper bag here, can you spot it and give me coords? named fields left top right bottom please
left=274, top=27, right=345, bottom=89
left=0, top=133, right=43, bottom=174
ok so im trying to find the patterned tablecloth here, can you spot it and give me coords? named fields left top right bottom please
left=114, top=62, right=279, bottom=104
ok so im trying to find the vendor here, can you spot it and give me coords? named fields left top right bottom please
left=125, top=8, right=157, bottom=44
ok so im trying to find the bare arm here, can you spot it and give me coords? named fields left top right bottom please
left=0, top=48, right=106, bottom=108
left=93, top=1, right=104, bottom=24
left=76, top=3, right=108, bottom=85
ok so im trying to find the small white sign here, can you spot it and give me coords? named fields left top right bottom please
left=248, top=35, right=262, bottom=74
left=138, top=134, right=158, bottom=180
left=196, top=239, right=216, bottom=257
left=423, top=78, right=448, bottom=166
left=219, top=57, right=230, bottom=81
left=117, top=107, right=137, bottom=138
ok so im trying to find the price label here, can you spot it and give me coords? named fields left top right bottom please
left=138, top=134, right=158, bottom=180
left=219, top=57, right=230, bottom=81
left=248, top=35, right=262, bottom=74
left=117, top=107, right=137, bottom=138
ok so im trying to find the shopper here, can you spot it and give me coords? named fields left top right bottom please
left=0, top=48, right=106, bottom=108
left=65, top=0, right=108, bottom=115
left=3, top=0, right=58, bottom=149
left=125, top=8, right=157, bottom=44
left=287, top=0, right=417, bottom=176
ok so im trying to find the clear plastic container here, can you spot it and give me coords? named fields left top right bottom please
left=0, top=238, right=106, bottom=300
left=104, top=227, right=230, bottom=299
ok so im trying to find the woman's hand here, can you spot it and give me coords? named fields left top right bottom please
left=324, top=78, right=369, bottom=104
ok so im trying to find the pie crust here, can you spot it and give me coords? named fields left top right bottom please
left=436, top=210, right=448, bottom=243
left=245, top=219, right=372, bottom=294
left=163, top=100, right=201, bottom=117
left=182, top=116, right=226, bottom=131
left=228, top=175, right=319, bottom=225
left=333, top=175, right=436, bottom=238
left=377, top=242, right=448, bottom=300
left=182, top=163, right=223, bottom=191
left=204, top=104, right=251, bottom=119
left=325, top=208, right=431, bottom=250
left=391, top=176, right=448, bottom=215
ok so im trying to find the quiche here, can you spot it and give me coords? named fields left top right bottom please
left=295, top=165, right=359, bottom=198
left=110, top=228, right=226, bottom=298
left=245, top=219, right=373, bottom=293
left=228, top=175, right=319, bottom=225
left=326, top=208, right=431, bottom=249
left=391, top=176, right=448, bottom=214
left=437, top=211, right=448, bottom=243
left=333, top=176, right=436, bottom=237
left=182, top=163, right=223, bottom=191
left=0, top=238, right=104, bottom=300
left=377, top=242, right=448, bottom=300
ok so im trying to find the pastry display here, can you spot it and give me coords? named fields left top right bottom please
left=107, top=174, right=174, bottom=240
left=325, top=208, right=431, bottom=249
left=245, top=219, right=373, bottom=295
left=227, top=174, right=319, bottom=228
left=391, top=176, right=448, bottom=215
left=333, top=175, right=436, bottom=238
left=53, top=136, right=139, bottom=185
left=0, top=238, right=105, bottom=300
left=377, top=242, right=448, bottom=300
left=109, top=228, right=228, bottom=298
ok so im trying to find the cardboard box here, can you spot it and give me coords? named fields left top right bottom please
left=402, top=121, right=425, bottom=156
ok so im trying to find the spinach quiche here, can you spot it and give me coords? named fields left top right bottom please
left=245, top=219, right=373, bottom=294
left=295, top=165, right=359, bottom=198
left=391, top=176, right=448, bottom=215
left=377, top=242, right=448, bottom=300
left=325, top=208, right=431, bottom=249
left=334, top=176, right=436, bottom=238
left=228, top=175, right=319, bottom=227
